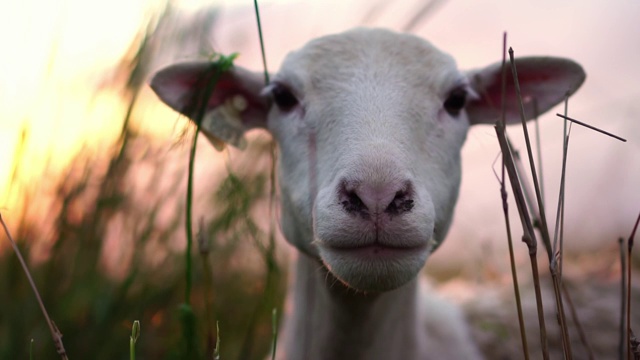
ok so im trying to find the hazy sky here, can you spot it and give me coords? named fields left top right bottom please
left=205, top=0, right=640, bottom=268
left=0, top=0, right=638, bottom=267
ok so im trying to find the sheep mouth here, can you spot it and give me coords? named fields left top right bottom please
left=320, top=242, right=430, bottom=263
left=317, top=242, right=431, bottom=292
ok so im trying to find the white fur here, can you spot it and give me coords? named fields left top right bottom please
left=150, top=28, right=585, bottom=360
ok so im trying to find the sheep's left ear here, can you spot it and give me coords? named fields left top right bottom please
left=465, top=57, right=586, bottom=125
left=150, top=61, right=269, bottom=149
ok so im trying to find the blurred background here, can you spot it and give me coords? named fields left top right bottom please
left=0, top=0, right=638, bottom=359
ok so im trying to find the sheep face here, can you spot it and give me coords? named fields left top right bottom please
left=271, top=29, right=468, bottom=291
left=150, top=28, right=585, bottom=292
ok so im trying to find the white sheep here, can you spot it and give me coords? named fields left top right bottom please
left=150, top=28, right=585, bottom=360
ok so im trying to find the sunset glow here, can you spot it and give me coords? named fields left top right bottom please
left=0, top=0, right=305, bottom=212
left=0, top=0, right=151, bottom=210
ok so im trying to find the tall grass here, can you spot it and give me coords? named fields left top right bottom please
left=0, top=3, right=285, bottom=359
left=491, top=36, right=638, bottom=360
left=0, top=134, right=285, bottom=359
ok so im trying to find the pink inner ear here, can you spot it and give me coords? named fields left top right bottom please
left=468, top=57, right=586, bottom=125
left=151, top=62, right=270, bottom=131
left=179, top=70, right=241, bottom=118
left=486, top=68, right=574, bottom=116
left=150, top=62, right=245, bottom=117
left=151, top=62, right=218, bottom=116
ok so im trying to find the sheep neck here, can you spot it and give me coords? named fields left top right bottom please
left=279, top=252, right=425, bottom=360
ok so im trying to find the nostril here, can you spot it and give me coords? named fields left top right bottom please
left=339, top=179, right=415, bottom=218
left=339, top=180, right=369, bottom=218
left=342, top=190, right=366, bottom=213
left=385, top=190, right=415, bottom=215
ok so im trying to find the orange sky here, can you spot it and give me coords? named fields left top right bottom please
left=0, top=0, right=150, bottom=206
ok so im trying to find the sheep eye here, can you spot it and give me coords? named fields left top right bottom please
left=444, top=88, right=467, bottom=116
left=271, top=83, right=299, bottom=112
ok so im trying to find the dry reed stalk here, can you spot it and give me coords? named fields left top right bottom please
left=561, top=282, right=595, bottom=359
left=556, top=114, right=627, bottom=142
left=497, top=32, right=529, bottom=360
left=0, top=214, right=69, bottom=360
left=402, top=0, right=447, bottom=32
left=553, top=99, right=594, bottom=358
left=549, top=98, right=572, bottom=358
left=508, top=47, right=574, bottom=358
left=494, top=126, right=549, bottom=359
left=507, top=139, right=539, bottom=226
left=620, top=237, right=628, bottom=360
left=627, top=212, right=640, bottom=360
left=498, top=170, right=530, bottom=360
left=547, top=113, right=629, bottom=359
left=508, top=48, right=554, bottom=258
left=533, top=99, right=545, bottom=203
left=271, top=308, right=279, bottom=360
left=197, top=218, right=216, bottom=357
left=509, top=129, right=595, bottom=358
left=551, top=97, right=571, bottom=276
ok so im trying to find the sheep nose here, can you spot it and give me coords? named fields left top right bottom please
left=339, top=179, right=415, bottom=219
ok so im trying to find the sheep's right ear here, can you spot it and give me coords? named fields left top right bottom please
left=150, top=61, right=269, bottom=149
left=465, top=57, right=586, bottom=126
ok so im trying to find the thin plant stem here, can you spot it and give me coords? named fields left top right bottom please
left=509, top=48, right=572, bottom=358
left=183, top=53, right=237, bottom=358
left=626, top=248, right=631, bottom=356
left=0, top=214, right=69, bottom=360
left=214, top=322, right=221, bottom=360
left=533, top=99, right=545, bottom=204
left=498, top=31, right=529, bottom=360
left=562, top=283, right=594, bottom=359
left=627, top=212, right=640, bottom=360
left=252, top=8, right=283, bottom=360
left=620, top=237, right=627, bottom=360
left=182, top=123, right=200, bottom=359
left=508, top=48, right=552, bottom=258
left=549, top=100, right=592, bottom=358
left=499, top=177, right=530, bottom=360
left=271, top=308, right=279, bottom=360
left=184, top=55, right=238, bottom=302
left=130, top=320, right=140, bottom=360
left=358, top=0, right=388, bottom=26
left=252, top=0, right=277, bottom=263
left=549, top=135, right=573, bottom=360
left=556, top=114, right=627, bottom=142
left=511, top=100, right=593, bottom=358
left=507, top=131, right=592, bottom=353
left=552, top=97, right=570, bottom=263
left=402, top=0, right=446, bottom=32
left=507, top=138, right=539, bottom=226
left=238, top=220, right=279, bottom=360
left=494, top=128, right=549, bottom=360
left=185, top=125, right=200, bottom=305
left=500, top=31, right=507, bottom=174
left=237, top=269, right=276, bottom=360
left=197, top=219, right=216, bottom=357
left=253, top=0, right=270, bottom=84
left=529, top=246, right=549, bottom=360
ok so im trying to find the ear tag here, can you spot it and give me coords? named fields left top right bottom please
left=200, top=95, right=248, bottom=150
